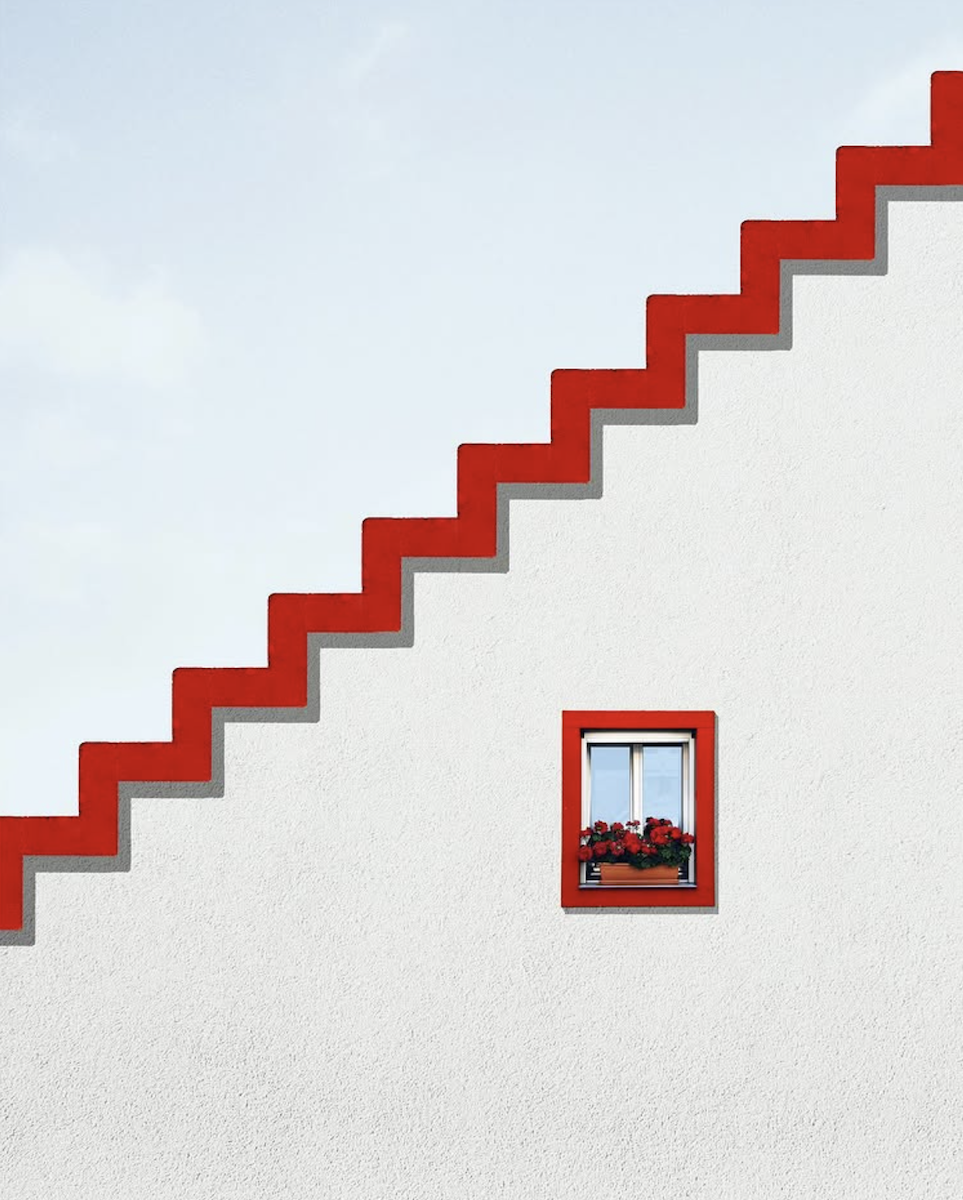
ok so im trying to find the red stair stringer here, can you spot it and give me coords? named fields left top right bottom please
left=4, top=72, right=963, bottom=939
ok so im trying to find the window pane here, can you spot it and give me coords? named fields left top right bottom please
left=642, top=745, right=682, bottom=827
left=589, top=744, right=631, bottom=827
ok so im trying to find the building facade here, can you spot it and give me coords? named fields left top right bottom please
left=2, top=73, right=962, bottom=1200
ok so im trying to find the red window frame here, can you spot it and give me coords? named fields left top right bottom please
left=561, top=710, right=716, bottom=908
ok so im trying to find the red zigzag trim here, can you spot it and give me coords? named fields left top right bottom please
left=4, top=72, right=963, bottom=937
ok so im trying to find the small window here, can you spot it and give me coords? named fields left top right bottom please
left=561, top=711, right=715, bottom=908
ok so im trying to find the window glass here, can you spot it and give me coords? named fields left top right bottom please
left=589, top=744, right=631, bottom=827
left=641, top=744, right=683, bottom=827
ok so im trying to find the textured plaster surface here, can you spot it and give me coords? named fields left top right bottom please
left=2, top=201, right=963, bottom=1197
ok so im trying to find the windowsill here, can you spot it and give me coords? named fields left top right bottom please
left=581, top=882, right=698, bottom=888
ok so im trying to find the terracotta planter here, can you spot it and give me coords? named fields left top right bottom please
left=598, top=863, right=680, bottom=886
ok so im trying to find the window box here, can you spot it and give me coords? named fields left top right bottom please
left=597, top=863, right=680, bottom=886
left=561, top=711, right=716, bottom=908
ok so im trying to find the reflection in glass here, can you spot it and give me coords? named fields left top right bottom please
left=589, top=744, right=631, bottom=827
left=642, top=745, right=682, bottom=828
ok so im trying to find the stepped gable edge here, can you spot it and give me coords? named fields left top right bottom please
left=3, top=71, right=963, bottom=941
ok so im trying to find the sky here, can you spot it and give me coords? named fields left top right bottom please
left=2, top=0, right=963, bottom=816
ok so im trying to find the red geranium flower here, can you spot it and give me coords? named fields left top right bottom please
left=594, top=821, right=609, bottom=834
left=611, top=842, right=625, bottom=857
left=593, top=841, right=611, bottom=858
left=681, top=833, right=695, bottom=844
left=611, top=822, right=625, bottom=832
left=670, top=829, right=682, bottom=839
left=577, top=845, right=593, bottom=861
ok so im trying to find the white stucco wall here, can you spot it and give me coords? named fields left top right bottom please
left=2, top=199, right=962, bottom=1198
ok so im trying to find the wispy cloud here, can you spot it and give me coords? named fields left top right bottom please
left=2, top=400, right=115, bottom=476
left=3, top=516, right=117, bottom=606
left=0, top=108, right=77, bottom=166
left=337, top=19, right=410, bottom=88
left=0, top=248, right=204, bottom=389
left=840, top=39, right=963, bottom=143
left=326, top=20, right=414, bottom=176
